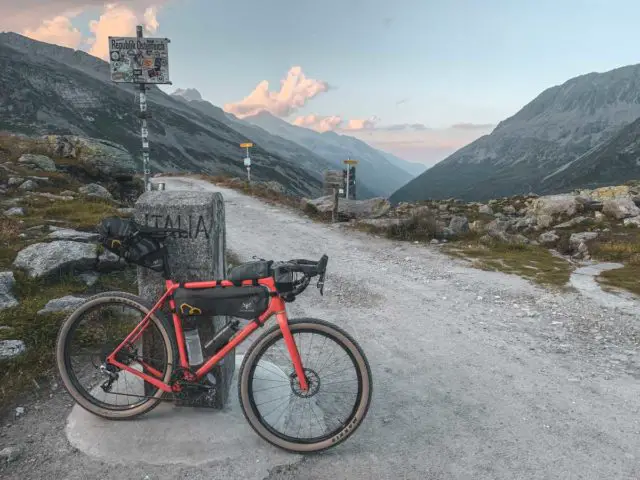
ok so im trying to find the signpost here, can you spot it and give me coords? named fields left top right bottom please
left=240, top=142, right=253, bottom=182
left=343, top=159, right=358, bottom=200
left=108, top=26, right=172, bottom=192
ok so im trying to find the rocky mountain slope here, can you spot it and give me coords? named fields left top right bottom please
left=391, top=64, right=640, bottom=203
left=242, top=111, right=420, bottom=197
left=0, top=33, right=321, bottom=197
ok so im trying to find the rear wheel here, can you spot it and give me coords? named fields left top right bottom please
left=55, top=291, right=175, bottom=420
left=238, top=318, right=372, bottom=453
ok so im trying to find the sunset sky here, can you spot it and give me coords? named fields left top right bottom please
left=3, top=0, right=640, bottom=165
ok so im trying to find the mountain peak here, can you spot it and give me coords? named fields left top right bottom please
left=171, top=88, right=203, bottom=101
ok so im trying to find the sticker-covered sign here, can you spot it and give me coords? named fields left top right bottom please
left=108, top=36, right=171, bottom=84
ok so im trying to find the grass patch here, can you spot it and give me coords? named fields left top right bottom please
left=20, top=196, right=120, bottom=230
left=598, top=264, right=640, bottom=296
left=444, top=240, right=573, bottom=288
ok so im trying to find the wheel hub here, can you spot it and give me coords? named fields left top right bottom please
left=290, top=368, right=321, bottom=398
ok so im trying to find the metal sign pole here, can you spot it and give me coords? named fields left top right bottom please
left=345, top=165, right=350, bottom=200
left=136, top=26, right=151, bottom=192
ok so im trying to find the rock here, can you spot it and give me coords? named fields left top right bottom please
left=448, top=216, right=469, bottom=235
left=486, top=218, right=511, bottom=235
left=0, top=272, right=18, bottom=310
left=358, top=218, right=405, bottom=228
left=0, top=339, right=26, bottom=360
left=78, top=183, right=113, bottom=200
left=18, top=179, right=36, bottom=191
left=4, top=207, right=24, bottom=216
left=502, top=205, right=516, bottom=215
left=61, top=190, right=76, bottom=196
left=602, top=198, right=640, bottom=220
left=47, top=228, right=99, bottom=242
left=37, top=295, right=85, bottom=315
left=513, top=216, right=537, bottom=231
left=15, top=406, right=25, bottom=416
left=470, top=220, right=485, bottom=233
left=623, top=216, right=640, bottom=227
left=570, top=232, right=599, bottom=246
left=79, top=271, right=100, bottom=286
left=52, top=135, right=77, bottom=158
left=0, top=445, right=23, bottom=463
left=478, top=204, right=493, bottom=215
left=42, top=135, right=136, bottom=176
left=118, top=207, right=135, bottom=215
left=589, top=185, right=634, bottom=201
left=595, top=211, right=605, bottom=221
left=7, top=176, right=23, bottom=186
left=538, top=231, right=560, bottom=245
left=30, top=192, right=73, bottom=201
left=13, top=241, right=121, bottom=279
left=17, top=153, right=56, bottom=172
left=304, top=196, right=391, bottom=219
left=536, top=214, right=554, bottom=229
left=553, top=216, right=589, bottom=229
left=438, top=204, right=448, bottom=212
left=430, top=239, right=440, bottom=245
left=528, top=194, right=583, bottom=219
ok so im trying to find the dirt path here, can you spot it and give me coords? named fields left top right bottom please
left=2, top=176, right=640, bottom=479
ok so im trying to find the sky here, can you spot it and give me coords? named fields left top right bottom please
left=3, top=0, right=640, bottom=166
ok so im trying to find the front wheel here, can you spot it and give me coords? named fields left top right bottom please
left=238, top=318, right=372, bottom=453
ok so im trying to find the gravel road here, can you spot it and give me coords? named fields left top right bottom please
left=2, top=176, right=640, bottom=479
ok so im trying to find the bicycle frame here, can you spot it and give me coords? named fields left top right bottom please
left=105, top=276, right=310, bottom=394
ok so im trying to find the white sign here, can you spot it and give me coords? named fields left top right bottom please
left=108, top=36, right=171, bottom=84
left=338, top=188, right=344, bottom=194
left=244, top=157, right=251, bottom=167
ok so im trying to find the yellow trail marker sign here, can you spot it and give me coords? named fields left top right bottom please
left=240, top=142, right=254, bottom=148
left=343, top=159, right=359, bottom=165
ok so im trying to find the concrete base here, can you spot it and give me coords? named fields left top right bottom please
left=65, top=355, right=297, bottom=466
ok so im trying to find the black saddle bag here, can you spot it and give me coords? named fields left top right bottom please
left=173, top=285, right=270, bottom=320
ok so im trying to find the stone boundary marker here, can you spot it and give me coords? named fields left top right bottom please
left=134, top=190, right=232, bottom=408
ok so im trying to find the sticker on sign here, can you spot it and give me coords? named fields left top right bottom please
left=108, top=36, right=171, bottom=84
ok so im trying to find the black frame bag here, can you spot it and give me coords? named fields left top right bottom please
left=173, top=286, right=270, bottom=320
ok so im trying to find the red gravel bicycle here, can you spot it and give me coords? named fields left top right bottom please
left=55, top=217, right=372, bottom=453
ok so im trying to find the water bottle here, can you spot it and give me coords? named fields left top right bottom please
left=184, top=322, right=204, bottom=366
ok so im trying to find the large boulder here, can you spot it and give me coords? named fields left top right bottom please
left=588, top=185, right=635, bottom=201
left=304, top=196, right=391, bottom=219
left=527, top=194, right=582, bottom=219
left=37, top=295, right=86, bottom=315
left=13, top=241, right=122, bottom=279
left=78, top=183, right=113, bottom=200
left=602, top=198, right=640, bottom=220
left=42, top=135, right=136, bottom=177
left=448, top=216, right=469, bottom=235
left=17, top=153, right=56, bottom=172
left=0, top=340, right=25, bottom=360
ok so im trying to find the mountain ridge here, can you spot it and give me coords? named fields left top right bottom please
left=391, top=63, right=640, bottom=203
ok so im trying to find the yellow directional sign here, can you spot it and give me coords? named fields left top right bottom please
left=343, top=159, right=359, bottom=165
left=240, top=142, right=254, bottom=148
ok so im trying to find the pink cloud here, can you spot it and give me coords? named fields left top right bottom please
left=22, top=14, right=83, bottom=49
left=343, top=116, right=381, bottom=131
left=87, top=4, right=160, bottom=60
left=2, top=2, right=164, bottom=60
left=224, top=66, right=330, bottom=118
left=293, top=114, right=343, bottom=132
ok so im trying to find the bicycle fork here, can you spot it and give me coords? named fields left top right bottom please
left=276, top=311, right=309, bottom=392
